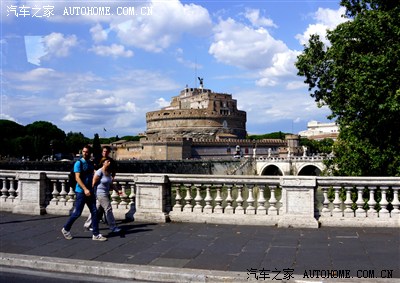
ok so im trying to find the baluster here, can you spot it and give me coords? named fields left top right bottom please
left=378, top=186, right=389, bottom=218
left=235, top=185, right=244, bottom=214
left=268, top=186, right=278, bottom=215
left=173, top=184, right=182, bottom=211
left=119, top=182, right=128, bottom=206
left=321, top=186, right=331, bottom=216
left=332, top=186, right=343, bottom=217
left=67, top=180, right=75, bottom=202
left=225, top=184, right=234, bottom=214
left=59, top=181, right=67, bottom=204
left=50, top=181, right=60, bottom=204
left=15, top=179, right=20, bottom=199
left=214, top=185, right=223, bottom=213
left=355, top=186, right=366, bottom=218
left=128, top=182, right=136, bottom=205
left=193, top=184, right=203, bottom=213
left=391, top=187, right=399, bottom=217
left=246, top=184, right=256, bottom=214
left=1, top=177, right=8, bottom=200
left=183, top=183, right=193, bottom=212
left=343, top=186, right=354, bottom=217
left=8, top=178, right=16, bottom=200
left=257, top=185, right=266, bottom=215
left=367, top=186, right=378, bottom=218
left=203, top=184, right=213, bottom=213
left=111, top=181, right=119, bottom=206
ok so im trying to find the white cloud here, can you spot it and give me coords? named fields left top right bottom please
left=156, top=97, right=170, bottom=108
left=42, top=32, right=78, bottom=57
left=286, top=80, right=306, bottom=90
left=209, top=18, right=287, bottom=70
left=244, top=8, right=277, bottom=28
left=54, top=68, right=180, bottom=130
left=234, top=88, right=330, bottom=133
left=256, top=50, right=300, bottom=87
left=112, top=0, right=212, bottom=52
left=174, top=48, right=199, bottom=69
left=0, top=113, right=16, bottom=122
left=90, top=23, right=109, bottom=43
left=295, top=7, right=348, bottom=46
left=90, top=44, right=133, bottom=58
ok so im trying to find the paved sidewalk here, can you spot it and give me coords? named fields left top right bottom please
left=0, top=211, right=399, bottom=282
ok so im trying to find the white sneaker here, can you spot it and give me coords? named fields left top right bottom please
left=92, top=234, right=107, bottom=241
left=61, top=228, right=73, bottom=240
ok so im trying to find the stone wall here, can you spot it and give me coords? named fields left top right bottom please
left=0, top=159, right=248, bottom=175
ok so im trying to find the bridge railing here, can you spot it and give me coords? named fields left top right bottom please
left=0, top=170, right=399, bottom=228
left=168, top=175, right=283, bottom=226
left=316, top=177, right=400, bottom=227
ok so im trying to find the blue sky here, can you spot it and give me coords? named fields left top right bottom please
left=1, top=0, right=348, bottom=138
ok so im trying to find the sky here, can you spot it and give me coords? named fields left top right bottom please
left=1, top=0, right=349, bottom=138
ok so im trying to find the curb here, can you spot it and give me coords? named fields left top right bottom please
left=1, top=252, right=398, bottom=283
left=0, top=252, right=246, bottom=282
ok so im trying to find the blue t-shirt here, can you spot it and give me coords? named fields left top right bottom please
left=74, top=158, right=94, bottom=193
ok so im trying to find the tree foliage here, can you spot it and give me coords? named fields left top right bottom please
left=296, top=0, right=400, bottom=176
left=92, top=133, right=102, bottom=162
left=300, top=138, right=334, bottom=156
left=25, top=121, right=67, bottom=159
left=248, top=131, right=288, bottom=140
left=0, top=120, right=26, bottom=157
left=0, top=119, right=145, bottom=160
left=66, top=132, right=90, bottom=155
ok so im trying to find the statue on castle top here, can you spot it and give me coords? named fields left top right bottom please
left=198, top=77, right=204, bottom=89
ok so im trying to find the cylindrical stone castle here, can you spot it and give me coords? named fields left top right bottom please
left=146, top=87, right=247, bottom=140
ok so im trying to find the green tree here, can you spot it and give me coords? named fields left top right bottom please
left=25, top=121, right=66, bottom=160
left=296, top=0, right=400, bottom=176
left=92, top=133, right=102, bottom=162
left=66, top=132, right=90, bottom=155
left=0, top=120, right=26, bottom=158
left=247, top=131, right=288, bottom=140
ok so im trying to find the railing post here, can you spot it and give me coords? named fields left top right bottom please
left=278, top=176, right=318, bottom=228
left=378, top=186, right=390, bottom=218
left=12, top=171, right=46, bottom=215
left=355, top=186, right=366, bottom=218
left=391, top=187, right=400, bottom=218
left=134, top=174, right=169, bottom=222
left=343, top=186, right=354, bottom=217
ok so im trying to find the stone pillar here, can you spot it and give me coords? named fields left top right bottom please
left=133, top=174, right=170, bottom=223
left=278, top=176, right=319, bottom=228
left=13, top=171, right=46, bottom=215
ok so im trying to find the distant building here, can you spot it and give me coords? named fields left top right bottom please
left=145, top=86, right=247, bottom=140
left=298, top=120, right=339, bottom=140
left=111, top=85, right=305, bottom=160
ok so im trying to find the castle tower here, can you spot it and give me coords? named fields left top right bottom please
left=145, top=87, right=247, bottom=140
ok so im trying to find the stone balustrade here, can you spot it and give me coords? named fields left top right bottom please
left=316, top=176, right=400, bottom=227
left=0, top=170, right=399, bottom=228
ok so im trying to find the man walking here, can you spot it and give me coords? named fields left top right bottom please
left=61, top=145, right=107, bottom=241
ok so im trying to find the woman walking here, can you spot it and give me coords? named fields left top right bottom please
left=84, top=159, right=121, bottom=233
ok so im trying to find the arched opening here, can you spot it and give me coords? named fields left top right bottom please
left=298, top=165, right=321, bottom=176
left=261, top=165, right=283, bottom=176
